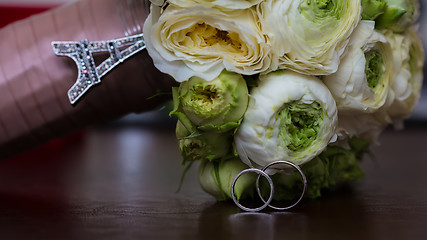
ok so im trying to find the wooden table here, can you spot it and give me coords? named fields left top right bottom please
left=0, top=117, right=426, bottom=239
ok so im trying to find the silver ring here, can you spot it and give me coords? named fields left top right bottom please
left=231, top=168, right=274, bottom=212
left=257, top=161, right=307, bottom=211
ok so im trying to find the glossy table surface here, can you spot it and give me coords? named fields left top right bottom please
left=1, top=116, right=427, bottom=240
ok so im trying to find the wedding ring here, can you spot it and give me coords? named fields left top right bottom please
left=257, top=161, right=307, bottom=211
left=231, top=168, right=274, bottom=212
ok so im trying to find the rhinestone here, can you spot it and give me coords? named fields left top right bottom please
left=53, top=33, right=145, bottom=104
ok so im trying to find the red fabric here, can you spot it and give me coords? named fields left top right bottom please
left=0, top=6, right=52, bottom=28
left=0, top=5, right=83, bottom=160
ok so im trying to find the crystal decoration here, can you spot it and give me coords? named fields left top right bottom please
left=52, top=33, right=145, bottom=105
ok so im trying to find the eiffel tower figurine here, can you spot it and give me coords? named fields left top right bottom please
left=52, top=33, right=146, bottom=105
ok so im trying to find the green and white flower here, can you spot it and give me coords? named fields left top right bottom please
left=257, top=0, right=361, bottom=75
left=234, top=70, right=338, bottom=167
left=384, top=28, right=424, bottom=124
left=323, top=20, right=393, bottom=113
left=170, top=71, right=249, bottom=133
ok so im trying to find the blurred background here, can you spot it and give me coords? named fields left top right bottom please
left=413, top=1, right=427, bottom=121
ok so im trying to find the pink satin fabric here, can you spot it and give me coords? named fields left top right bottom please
left=0, top=0, right=173, bottom=159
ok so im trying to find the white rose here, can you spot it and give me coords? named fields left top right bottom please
left=143, top=5, right=272, bottom=82
left=335, top=112, right=388, bottom=145
left=335, top=96, right=394, bottom=145
left=383, top=28, right=425, bottom=123
left=257, top=0, right=361, bottom=75
left=234, top=71, right=338, bottom=167
left=323, top=20, right=393, bottom=113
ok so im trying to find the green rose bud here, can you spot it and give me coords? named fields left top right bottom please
left=375, top=0, right=419, bottom=32
left=198, top=160, right=223, bottom=200
left=323, top=145, right=365, bottom=186
left=361, top=0, right=387, bottom=20
left=176, top=121, right=232, bottom=164
left=260, top=155, right=326, bottom=201
left=259, top=138, right=368, bottom=201
left=171, top=70, right=249, bottom=133
left=198, top=158, right=255, bottom=201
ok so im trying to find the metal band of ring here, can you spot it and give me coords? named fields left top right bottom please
left=257, top=161, right=307, bottom=211
left=231, top=168, right=274, bottom=212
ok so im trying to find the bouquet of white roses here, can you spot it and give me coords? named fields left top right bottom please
left=143, top=0, right=424, bottom=205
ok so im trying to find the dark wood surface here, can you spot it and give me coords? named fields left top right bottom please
left=1, top=118, right=427, bottom=240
